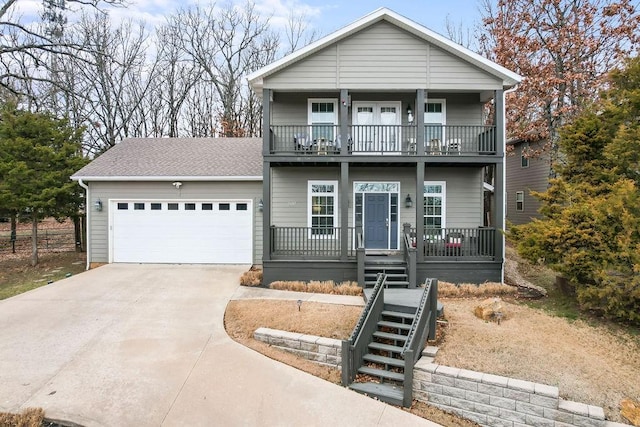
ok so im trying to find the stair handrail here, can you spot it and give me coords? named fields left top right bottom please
left=342, top=273, right=387, bottom=386
left=349, top=273, right=386, bottom=342
left=402, top=277, right=437, bottom=363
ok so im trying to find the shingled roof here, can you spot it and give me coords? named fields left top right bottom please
left=72, top=137, right=262, bottom=181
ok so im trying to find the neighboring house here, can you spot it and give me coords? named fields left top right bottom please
left=72, top=8, right=521, bottom=285
left=505, top=138, right=551, bottom=226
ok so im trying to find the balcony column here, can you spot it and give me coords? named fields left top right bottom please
left=340, top=161, right=350, bottom=261
left=340, top=89, right=349, bottom=155
left=416, top=89, right=425, bottom=156
left=416, top=162, right=425, bottom=262
left=262, top=88, right=272, bottom=261
left=494, top=89, right=505, bottom=276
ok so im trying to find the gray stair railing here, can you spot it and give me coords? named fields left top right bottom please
left=400, top=277, right=438, bottom=407
left=341, top=273, right=387, bottom=386
left=402, top=223, right=417, bottom=288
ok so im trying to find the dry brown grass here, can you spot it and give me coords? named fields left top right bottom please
left=0, top=408, right=45, bottom=427
left=239, top=268, right=262, bottom=286
left=437, top=281, right=518, bottom=298
left=436, top=298, right=640, bottom=422
left=406, top=400, right=480, bottom=427
left=269, top=280, right=363, bottom=296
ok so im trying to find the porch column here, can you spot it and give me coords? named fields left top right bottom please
left=494, top=89, right=505, bottom=275
left=416, top=162, right=425, bottom=262
left=340, top=162, right=350, bottom=261
left=262, top=88, right=272, bottom=261
left=263, top=89, right=271, bottom=155
left=416, top=89, right=425, bottom=156
left=262, top=161, right=271, bottom=261
left=340, top=89, right=349, bottom=155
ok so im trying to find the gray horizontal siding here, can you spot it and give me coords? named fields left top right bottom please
left=440, top=93, right=483, bottom=125
left=264, top=21, right=502, bottom=91
left=505, top=141, right=550, bottom=225
left=87, top=181, right=262, bottom=265
left=270, top=165, right=483, bottom=229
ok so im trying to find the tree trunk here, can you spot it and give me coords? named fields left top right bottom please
left=10, top=213, right=17, bottom=254
left=31, top=215, right=39, bottom=267
left=74, top=215, right=82, bottom=252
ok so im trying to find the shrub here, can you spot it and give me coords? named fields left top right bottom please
left=240, top=269, right=262, bottom=286
left=438, top=281, right=518, bottom=298
left=0, top=408, right=45, bottom=427
left=270, top=280, right=362, bottom=296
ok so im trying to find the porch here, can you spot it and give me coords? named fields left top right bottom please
left=268, top=124, right=497, bottom=157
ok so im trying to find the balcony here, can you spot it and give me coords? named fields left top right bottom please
left=268, top=125, right=496, bottom=156
left=270, top=226, right=358, bottom=259
left=411, top=227, right=496, bottom=260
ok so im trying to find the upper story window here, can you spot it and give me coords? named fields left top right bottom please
left=308, top=99, right=338, bottom=141
left=424, top=99, right=446, bottom=143
left=521, top=143, right=529, bottom=168
left=516, top=191, right=524, bottom=211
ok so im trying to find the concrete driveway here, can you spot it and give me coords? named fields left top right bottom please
left=0, top=264, right=437, bottom=426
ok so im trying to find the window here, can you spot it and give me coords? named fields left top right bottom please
left=308, top=99, right=338, bottom=141
left=150, top=203, right=162, bottom=210
left=521, top=143, right=529, bottom=168
left=308, top=181, right=337, bottom=236
left=424, top=99, right=446, bottom=143
left=185, top=203, right=196, bottom=211
left=236, top=203, right=248, bottom=211
left=117, top=203, right=128, bottom=210
left=516, top=191, right=524, bottom=211
left=423, top=182, right=446, bottom=232
left=202, top=203, right=213, bottom=211
left=219, top=203, right=230, bottom=211
left=168, top=203, right=179, bottom=210
left=134, top=203, right=145, bottom=210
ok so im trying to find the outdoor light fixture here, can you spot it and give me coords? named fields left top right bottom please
left=405, top=194, right=413, bottom=208
left=407, top=104, right=414, bottom=124
left=94, top=199, right=103, bottom=211
left=258, top=199, right=264, bottom=212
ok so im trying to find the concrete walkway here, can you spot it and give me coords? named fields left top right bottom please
left=0, top=264, right=438, bottom=426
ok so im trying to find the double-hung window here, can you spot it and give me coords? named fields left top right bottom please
left=516, top=191, right=524, bottom=211
left=308, top=181, right=337, bottom=237
left=424, top=182, right=446, bottom=236
left=521, top=143, right=529, bottom=168
left=308, top=99, right=338, bottom=141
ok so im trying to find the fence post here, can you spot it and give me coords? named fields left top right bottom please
left=429, top=279, right=438, bottom=340
left=403, top=349, right=414, bottom=407
left=341, top=340, right=351, bottom=386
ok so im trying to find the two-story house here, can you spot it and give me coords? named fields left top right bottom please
left=248, top=8, right=521, bottom=286
left=72, top=8, right=521, bottom=287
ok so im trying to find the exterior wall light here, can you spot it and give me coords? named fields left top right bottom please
left=258, top=199, right=264, bottom=212
left=405, top=194, right=413, bottom=208
left=94, top=199, right=103, bottom=211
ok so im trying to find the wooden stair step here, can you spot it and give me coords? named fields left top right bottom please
left=368, top=341, right=404, bottom=354
left=381, top=310, right=416, bottom=321
left=373, top=331, right=408, bottom=341
left=358, top=366, right=405, bottom=382
left=363, top=353, right=405, bottom=368
left=349, top=382, right=404, bottom=406
left=378, top=320, right=412, bottom=331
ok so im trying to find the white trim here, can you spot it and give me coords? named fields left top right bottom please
left=71, top=176, right=263, bottom=182
left=307, top=180, right=339, bottom=239
left=108, top=198, right=253, bottom=264
left=423, top=181, right=447, bottom=230
left=307, top=98, right=339, bottom=125
left=515, top=191, right=525, bottom=212
left=424, top=98, right=447, bottom=125
left=246, top=7, right=522, bottom=90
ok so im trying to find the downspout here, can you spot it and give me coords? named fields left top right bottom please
left=77, top=179, right=91, bottom=271
left=500, top=85, right=518, bottom=284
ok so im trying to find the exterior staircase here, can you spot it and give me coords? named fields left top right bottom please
left=348, top=307, right=415, bottom=405
left=342, top=274, right=438, bottom=407
left=364, top=257, right=409, bottom=288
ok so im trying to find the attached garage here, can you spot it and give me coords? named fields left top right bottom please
left=71, top=138, right=263, bottom=268
left=111, top=200, right=253, bottom=264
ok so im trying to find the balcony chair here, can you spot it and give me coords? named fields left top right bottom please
left=427, top=138, right=442, bottom=154
left=294, top=133, right=312, bottom=153
left=445, top=232, right=464, bottom=256
left=446, top=138, right=462, bottom=155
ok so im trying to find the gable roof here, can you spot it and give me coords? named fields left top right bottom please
left=247, top=7, right=522, bottom=92
left=72, top=137, right=262, bottom=181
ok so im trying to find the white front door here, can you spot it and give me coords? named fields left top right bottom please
left=352, top=102, right=401, bottom=153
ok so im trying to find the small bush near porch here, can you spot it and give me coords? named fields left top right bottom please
left=270, top=280, right=362, bottom=296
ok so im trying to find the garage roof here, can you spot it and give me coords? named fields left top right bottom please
left=72, top=137, right=263, bottom=181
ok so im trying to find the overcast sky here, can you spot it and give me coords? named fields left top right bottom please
left=12, top=0, right=487, bottom=41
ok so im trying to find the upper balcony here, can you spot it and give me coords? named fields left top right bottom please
left=267, top=124, right=497, bottom=160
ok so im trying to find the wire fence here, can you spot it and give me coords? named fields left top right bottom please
left=0, top=229, right=77, bottom=254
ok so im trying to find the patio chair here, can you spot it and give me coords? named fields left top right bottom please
left=446, top=138, right=462, bottom=154
left=294, top=133, right=311, bottom=152
left=445, top=232, right=464, bottom=256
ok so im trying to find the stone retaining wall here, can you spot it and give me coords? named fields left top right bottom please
left=253, top=329, right=628, bottom=427
left=253, top=327, right=342, bottom=369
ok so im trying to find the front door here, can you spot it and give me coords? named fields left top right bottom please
left=364, top=193, right=389, bottom=249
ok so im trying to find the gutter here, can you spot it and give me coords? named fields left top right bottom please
left=77, top=179, right=91, bottom=271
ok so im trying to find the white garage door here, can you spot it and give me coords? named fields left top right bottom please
left=111, top=200, right=252, bottom=264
